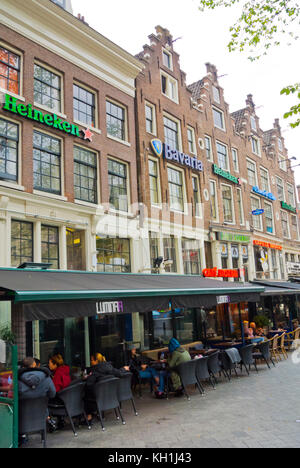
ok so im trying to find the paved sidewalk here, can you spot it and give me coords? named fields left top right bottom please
left=24, top=356, right=300, bottom=448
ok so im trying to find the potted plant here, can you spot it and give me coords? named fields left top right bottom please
left=0, top=324, right=15, bottom=345
left=253, top=315, right=270, bottom=335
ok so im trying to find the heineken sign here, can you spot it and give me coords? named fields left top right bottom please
left=213, top=164, right=241, bottom=185
left=281, top=201, right=297, bottom=214
left=3, top=94, right=93, bottom=141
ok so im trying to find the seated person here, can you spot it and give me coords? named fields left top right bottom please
left=166, top=338, right=191, bottom=396
left=124, top=348, right=164, bottom=398
left=48, top=354, right=71, bottom=393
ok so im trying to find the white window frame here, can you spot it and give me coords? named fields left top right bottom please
left=260, top=166, right=270, bottom=193
left=163, top=112, right=182, bottom=151
left=209, top=179, right=219, bottom=222
left=187, top=126, right=197, bottom=155
left=251, top=196, right=263, bottom=231
left=205, top=135, right=213, bottom=162
left=237, top=188, right=245, bottom=226
left=212, top=86, right=220, bottom=104
left=232, top=148, right=239, bottom=172
left=291, top=215, right=299, bottom=239
left=281, top=210, right=290, bottom=239
left=278, top=154, right=287, bottom=172
left=221, top=183, right=235, bottom=224
left=0, top=40, right=24, bottom=101
left=162, top=48, right=173, bottom=71
left=167, top=164, right=187, bottom=214
left=192, top=175, right=202, bottom=218
left=216, top=140, right=229, bottom=171
left=287, top=182, right=296, bottom=207
left=145, top=101, right=157, bottom=136
left=264, top=201, right=275, bottom=235
left=250, top=115, right=257, bottom=131
left=276, top=176, right=285, bottom=202
left=161, top=70, right=178, bottom=103
left=34, top=60, right=64, bottom=116
left=212, top=107, right=225, bottom=131
left=106, top=98, right=129, bottom=144
left=251, top=136, right=261, bottom=156
left=148, top=156, right=161, bottom=206
left=73, top=80, right=99, bottom=131
left=247, top=158, right=258, bottom=187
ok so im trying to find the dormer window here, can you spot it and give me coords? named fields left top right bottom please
left=250, top=115, right=257, bottom=131
left=212, top=86, right=220, bottom=104
left=162, top=49, right=172, bottom=70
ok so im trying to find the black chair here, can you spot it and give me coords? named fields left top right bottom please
left=207, top=351, right=226, bottom=384
left=220, top=350, right=240, bottom=380
left=239, top=344, right=257, bottom=375
left=19, top=397, right=48, bottom=448
left=117, top=372, right=138, bottom=416
left=253, top=340, right=275, bottom=369
left=88, top=377, right=125, bottom=431
left=195, top=356, right=215, bottom=393
left=48, top=382, right=90, bottom=437
left=175, top=360, right=202, bottom=401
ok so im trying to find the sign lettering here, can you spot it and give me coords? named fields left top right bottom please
left=96, top=301, right=124, bottom=315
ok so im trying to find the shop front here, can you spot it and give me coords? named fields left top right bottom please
left=0, top=268, right=264, bottom=371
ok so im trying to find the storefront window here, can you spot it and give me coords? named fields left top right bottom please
left=254, top=245, right=270, bottom=279
left=66, top=229, right=86, bottom=271
left=163, top=236, right=177, bottom=273
left=182, top=238, right=201, bottom=275
left=96, top=237, right=131, bottom=273
left=149, top=232, right=160, bottom=273
left=174, top=309, right=196, bottom=344
left=108, top=159, right=128, bottom=212
left=152, top=310, right=173, bottom=348
left=11, top=220, right=33, bottom=267
left=41, top=225, right=59, bottom=269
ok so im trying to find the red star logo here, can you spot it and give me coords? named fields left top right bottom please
left=82, top=128, right=94, bottom=142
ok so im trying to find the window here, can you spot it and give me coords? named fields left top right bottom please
left=216, top=142, right=228, bottom=171
left=251, top=197, right=262, bottom=230
left=247, top=159, right=257, bottom=186
left=106, top=100, right=126, bottom=141
left=34, top=64, right=61, bottom=113
left=281, top=211, right=290, bottom=238
left=164, top=115, right=180, bottom=150
left=149, top=232, right=160, bottom=272
left=74, top=146, right=97, bottom=204
left=210, top=180, right=217, bottom=221
left=212, top=86, right=220, bottom=104
left=260, top=167, right=270, bottom=192
left=96, top=237, right=131, bottom=273
left=213, top=108, right=225, bottom=130
left=276, top=176, right=285, bottom=202
left=287, top=183, right=296, bottom=207
left=73, top=84, right=96, bottom=127
left=33, top=131, right=61, bottom=194
left=163, top=236, right=177, bottom=273
left=0, top=118, right=18, bottom=182
left=205, top=136, right=212, bottom=161
left=41, top=225, right=59, bottom=269
left=237, top=188, right=244, bottom=225
left=161, top=71, right=178, bottom=102
left=0, top=45, right=20, bottom=95
left=168, top=167, right=184, bottom=212
left=162, top=50, right=172, bottom=69
left=148, top=158, right=160, bottom=205
left=187, top=127, right=196, bottom=154
left=291, top=215, right=299, bottom=237
left=251, top=136, right=261, bottom=156
left=221, top=184, right=234, bottom=223
left=278, top=154, right=287, bottom=171
left=145, top=103, right=156, bottom=135
left=250, top=116, right=257, bottom=131
left=278, top=138, right=283, bottom=152
left=182, top=239, right=201, bottom=275
left=265, top=202, right=274, bottom=234
left=232, top=148, right=239, bottom=172
left=192, top=176, right=201, bottom=217
left=11, top=220, right=33, bottom=267
left=108, top=159, right=128, bottom=212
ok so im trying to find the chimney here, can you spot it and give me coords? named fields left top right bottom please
left=205, top=63, right=218, bottom=82
left=246, top=94, right=255, bottom=111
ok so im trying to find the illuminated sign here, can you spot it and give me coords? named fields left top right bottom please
left=3, top=93, right=92, bottom=141
left=252, top=186, right=276, bottom=201
left=281, top=201, right=297, bottom=214
left=213, top=164, right=241, bottom=185
left=163, top=143, right=203, bottom=172
left=253, top=240, right=282, bottom=251
left=217, top=296, right=231, bottom=304
left=202, top=268, right=240, bottom=278
left=96, top=301, right=124, bottom=314
left=217, top=232, right=250, bottom=243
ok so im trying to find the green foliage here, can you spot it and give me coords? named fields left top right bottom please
left=0, top=324, right=15, bottom=344
left=198, top=0, right=300, bottom=128
left=253, top=315, right=270, bottom=328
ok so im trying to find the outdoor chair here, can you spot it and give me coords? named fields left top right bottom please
left=117, top=372, right=138, bottom=416
left=239, top=344, right=257, bottom=375
left=48, top=381, right=91, bottom=437
left=253, top=340, right=275, bottom=369
left=87, top=377, right=125, bottom=431
left=195, top=356, right=215, bottom=393
left=270, top=334, right=281, bottom=363
left=19, top=397, right=48, bottom=448
left=285, top=327, right=300, bottom=351
left=220, top=348, right=241, bottom=380
left=175, top=359, right=203, bottom=401
left=278, top=333, right=288, bottom=360
left=207, top=351, right=225, bottom=384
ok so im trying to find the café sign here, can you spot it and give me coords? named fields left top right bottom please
left=3, top=93, right=93, bottom=141
left=203, top=268, right=240, bottom=279
left=213, top=164, right=241, bottom=185
left=96, top=301, right=124, bottom=315
left=281, top=201, right=297, bottom=214
left=217, top=232, right=250, bottom=243
left=253, top=240, right=282, bottom=251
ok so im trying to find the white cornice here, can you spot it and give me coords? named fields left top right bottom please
left=0, top=0, right=144, bottom=97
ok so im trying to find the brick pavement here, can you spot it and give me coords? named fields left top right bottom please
left=23, top=356, right=300, bottom=449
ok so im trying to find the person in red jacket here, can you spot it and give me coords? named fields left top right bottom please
left=48, top=354, right=71, bottom=392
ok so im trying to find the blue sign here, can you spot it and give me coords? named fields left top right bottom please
left=163, top=143, right=203, bottom=172
left=150, top=139, right=163, bottom=158
left=252, top=209, right=265, bottom=216
left=252, top=186, right=276, bottom=202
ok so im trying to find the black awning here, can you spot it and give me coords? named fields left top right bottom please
left=0, top=268, right=264, bottom=320
left=252, top=280, right=300, bottom=296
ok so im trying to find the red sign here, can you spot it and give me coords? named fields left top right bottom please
left=253, top=240, right=282, bottom=251
left=203, top=268, right=239, bottom=279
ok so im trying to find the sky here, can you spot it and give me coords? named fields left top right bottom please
left=71, top=0, right=300, bottom=193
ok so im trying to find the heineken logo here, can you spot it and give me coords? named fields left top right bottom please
left=3, top=94, right=93, bottom=141
left=281, top=201, right=297, bottom=214
left=213, top=164, right=241, bottom=185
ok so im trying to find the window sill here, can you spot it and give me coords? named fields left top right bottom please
left=162, top=93, right=179, bottom=105
left=107, top=134, right=131, bottom=147
left=75, top=199, right=98, bottom=209
left=33, top=102, right=66, bottom=119
left=74, top=120, right=102, bottom=135
left=0, top=180, right=24, bottom=191
left=33, top=190, right=68, bottom=202
left=0, top=88, right=25, bottom=102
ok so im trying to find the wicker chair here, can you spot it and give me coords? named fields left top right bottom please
left=285, top=327, right=300, bottom=352
left=278, top=333, right=288, bottom=360
left=270, top=334, right=280, bottom=363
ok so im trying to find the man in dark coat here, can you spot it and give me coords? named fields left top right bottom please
left=18, top=357, right=56, bottom=400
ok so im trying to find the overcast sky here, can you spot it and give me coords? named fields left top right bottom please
left=71, top=0, right=300, bottom=191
